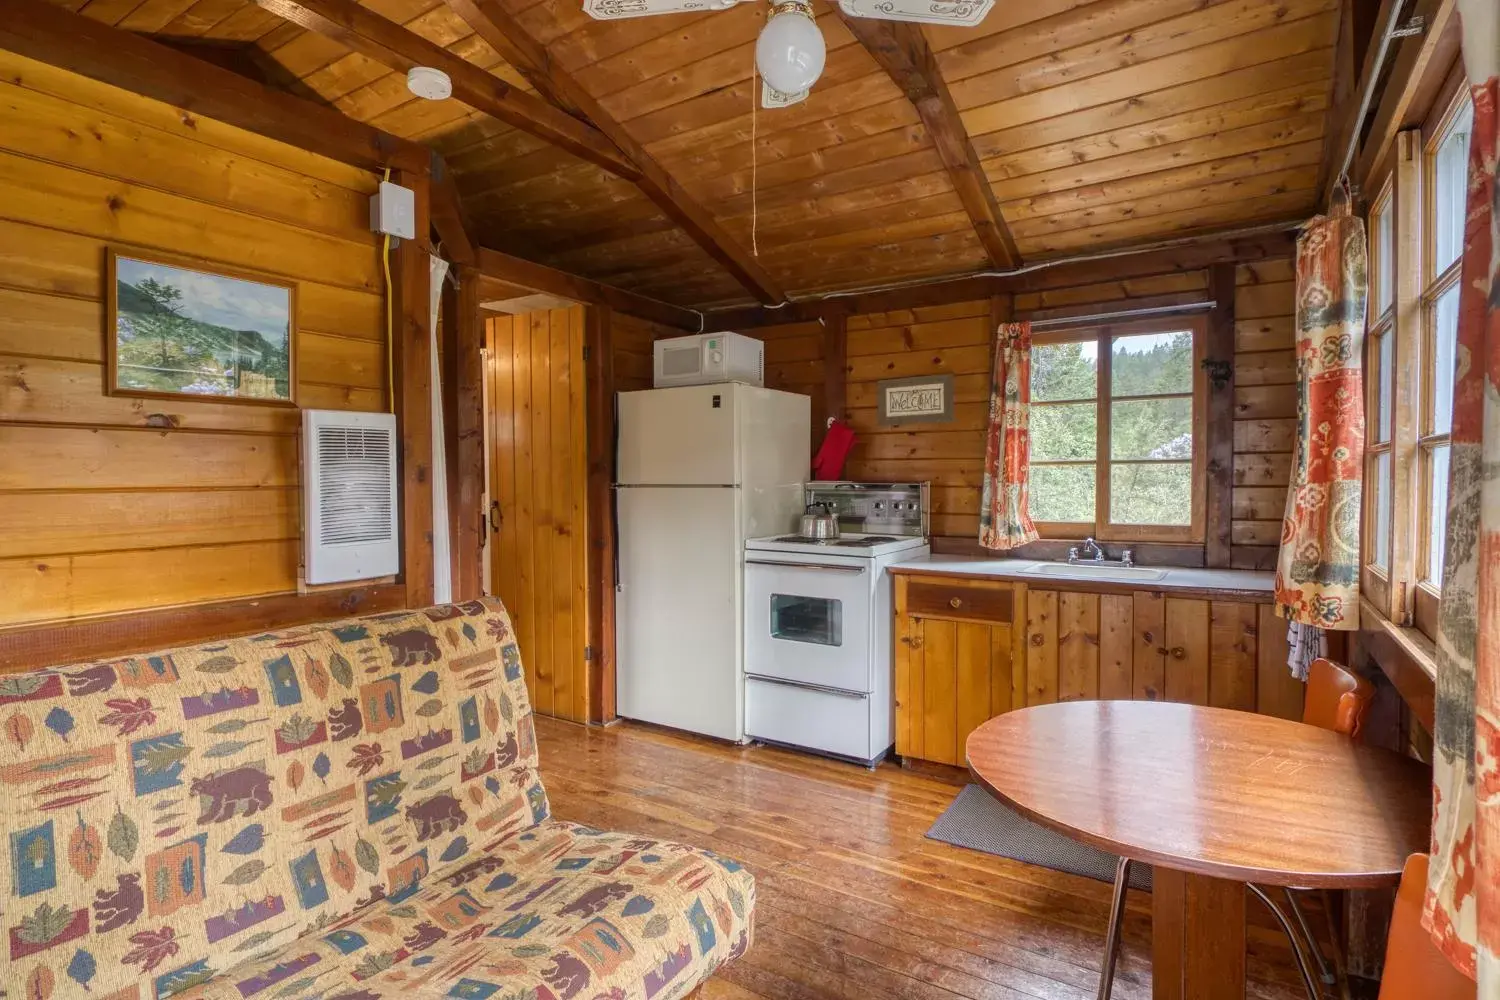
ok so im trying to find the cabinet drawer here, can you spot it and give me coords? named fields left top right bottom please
left=905, top=579, right=1014, bottom=623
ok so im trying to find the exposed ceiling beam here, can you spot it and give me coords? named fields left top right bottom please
left=835, top=15, right=1020, bottom=270
left=443, top=0, right=788, bottom=305
left=704, top=228, right=1298, bottom=329
left=430, top=151, right=478, bottom=266
left=250, top=0, right=638, bottom=178
left=0, top=0, right=427, bottom=174
left=477, top=248, right=700, bottom=330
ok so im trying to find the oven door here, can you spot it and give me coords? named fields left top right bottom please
left=744, top=555, right=873, bottom=694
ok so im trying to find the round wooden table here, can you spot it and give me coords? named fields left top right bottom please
left=966, top=701, right=1431, bottom=1000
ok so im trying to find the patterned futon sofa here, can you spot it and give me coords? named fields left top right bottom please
left=0, top=599, right=753, bottom=999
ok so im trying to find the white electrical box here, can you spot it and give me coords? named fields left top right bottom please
left=369, top=180, right=416, bottom=240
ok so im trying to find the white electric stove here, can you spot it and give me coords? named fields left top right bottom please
left=743, top=483, right=930, bottom=767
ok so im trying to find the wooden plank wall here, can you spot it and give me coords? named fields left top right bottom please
left=761, top=319, right=830, bottom=451
left=0, top=52, right=385, bottom=630
left=1230, top=258, right=1298, bottom=569
left=611, top=312, right=675, bottom=392
left=484, top=307, right=591, bottom=723
left=756, top=261, right=1297, bottom=564
left=1024, top=591, right=1304, bottom=719
left=842, top=300, right=994, bottom=535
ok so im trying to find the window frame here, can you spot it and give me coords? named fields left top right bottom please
left=1028, top=316, right=1207, bottom=544
left=1413, top=89, right=1472, bottom=635
left=1363, top=178, right=1396, bottom=587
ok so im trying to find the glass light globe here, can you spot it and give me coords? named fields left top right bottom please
left=755, top=3, right=825, bottom=96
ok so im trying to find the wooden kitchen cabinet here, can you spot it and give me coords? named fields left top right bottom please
left=894, top=576, right=1026, bottom=766
left=892, top=572, right=1307, bottom=767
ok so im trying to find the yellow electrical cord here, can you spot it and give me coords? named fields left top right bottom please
left=381, top=167, right=394, bottom=414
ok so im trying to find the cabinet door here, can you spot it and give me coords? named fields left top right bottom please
left=898, top=616, right=1016, bottom=766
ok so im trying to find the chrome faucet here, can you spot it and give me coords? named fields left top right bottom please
left=1067, top=538, right=1136, bottom=568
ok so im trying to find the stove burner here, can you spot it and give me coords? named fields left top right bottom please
left=770, top=535, right=905, bottom=546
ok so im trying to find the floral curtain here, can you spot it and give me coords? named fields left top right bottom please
left=1424, top=0, right=1498, bottom=985
left=1273, top=204, right=1367, bottom=630
left=979, top=322, right=1039, bottom=550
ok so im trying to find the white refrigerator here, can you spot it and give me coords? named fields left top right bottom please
left=615, top=383, right=810, bottom=741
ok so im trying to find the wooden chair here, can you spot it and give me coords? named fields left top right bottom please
left=1302, top=656, right=1376, bottom=739
left=1095, top=658, right=1378, bottom=1000
left=1377, top=854, right=1475, bottom=1000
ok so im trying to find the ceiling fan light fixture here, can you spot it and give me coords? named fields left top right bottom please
left=407, top=66, right=453, bottom=100
left=755, top=0, right=825, bottom=96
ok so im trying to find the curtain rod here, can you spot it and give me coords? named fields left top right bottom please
left=1022, top=300, right=1215, bottom=330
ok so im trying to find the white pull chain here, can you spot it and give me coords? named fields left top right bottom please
left=751, top=47, right=759, bottom=258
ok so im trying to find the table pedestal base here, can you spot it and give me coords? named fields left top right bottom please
left=1152, top=867, right=1246, bottom=1000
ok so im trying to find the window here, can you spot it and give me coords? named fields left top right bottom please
left=1365, top=182, right=1395, bottom=573
left=1028, top=319, right=1203, bottom=541
left=1419, top=97, right=1471, bottom=594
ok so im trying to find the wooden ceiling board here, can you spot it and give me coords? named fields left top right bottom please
left=150, top=1, right=260, bottom=38
left=1010, top=164, right=1318, bottom=241
left=201, top=1, right=285, bottom=39
left=959, top=10, right=1339, bottom=135
left=1002, top=135, right=1326, bottom=223
left=636, top=48, right=903, bottom=162
left=969, top=49, right=1334, bottom=161
left=983, top=87, right=1328, bottom=193
left=1020, top=190, right=1313, bottom=258
left=715, top=147, right=949, bottom=218
left=935, top=0, right=1224, bottom=79
left=668, top=108, right=925, bottom=196
left=78, top=0, right=153, bottom=23
left=35, top=0, right=1347, bottom=306
left=117, top=0, right=207, bottom=31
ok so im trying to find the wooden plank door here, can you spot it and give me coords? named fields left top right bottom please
left=484, top=307, right=591, bottom=723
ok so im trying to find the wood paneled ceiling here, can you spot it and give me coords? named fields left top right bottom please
left=50, top=0, right=1341, bottom=309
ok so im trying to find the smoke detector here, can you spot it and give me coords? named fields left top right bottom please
left=407, top=66, right=453, bottom=100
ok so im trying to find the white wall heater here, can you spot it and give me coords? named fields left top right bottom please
left=302, top=409, right=399, bottom=585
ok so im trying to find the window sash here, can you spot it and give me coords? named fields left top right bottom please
left=1027, top=319, right=1204, bottom=541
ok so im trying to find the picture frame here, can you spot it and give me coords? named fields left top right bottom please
left=105, top=248, right=298, bottom=407
left=876, top=373, right=954, bottom=426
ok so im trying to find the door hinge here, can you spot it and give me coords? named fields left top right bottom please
left=583, top=645, right=594, bottom=661
left=583, top=344, right=591, bottom=361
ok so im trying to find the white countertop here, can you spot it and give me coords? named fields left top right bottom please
left=889, top=554, right=1276, bottom=597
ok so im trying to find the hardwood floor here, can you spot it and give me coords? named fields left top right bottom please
left=534, top=716, right=1316, bottom=1000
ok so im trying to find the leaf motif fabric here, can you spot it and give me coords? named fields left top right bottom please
left=0, top=597, right=754, bottom=998
left=0, top=599, right=549, bottom=997
left=1273, top=205, right=1368, bottom=630
left=1424, top=8, right=1499, bottom=988
left=979, top=322, right=1041, bottom=550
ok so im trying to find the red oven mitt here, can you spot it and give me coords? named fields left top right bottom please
left=812, top=419, right=856, bottom=480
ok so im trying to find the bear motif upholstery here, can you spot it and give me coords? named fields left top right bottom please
left=0, top=598, right=754, bottom=999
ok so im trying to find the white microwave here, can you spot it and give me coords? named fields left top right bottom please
left=653, top=332, right=764, bottom=388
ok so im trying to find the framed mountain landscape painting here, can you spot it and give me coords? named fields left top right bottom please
left=106, top=249, right=297, bottom=405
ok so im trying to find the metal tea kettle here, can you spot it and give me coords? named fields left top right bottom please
left=798, top=502, right=840, bottom=540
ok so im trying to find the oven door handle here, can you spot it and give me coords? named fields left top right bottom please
left=744, top=559, right=866, bottom=574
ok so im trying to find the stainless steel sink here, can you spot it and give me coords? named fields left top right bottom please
left=1022, top=562, right=1168, bottom=582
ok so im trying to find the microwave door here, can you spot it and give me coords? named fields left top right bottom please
left=660, top=343, right=704, bottom=381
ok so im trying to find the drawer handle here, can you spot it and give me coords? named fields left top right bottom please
left=949, top=597, right=963, bottom=609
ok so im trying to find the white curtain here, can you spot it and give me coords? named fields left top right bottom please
left=429, top=255, right=452, bottom=604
